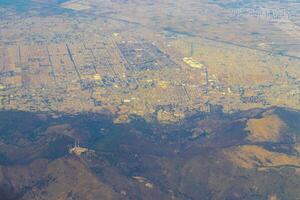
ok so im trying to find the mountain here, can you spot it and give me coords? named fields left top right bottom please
left=0, top=107, right=299, bottom=200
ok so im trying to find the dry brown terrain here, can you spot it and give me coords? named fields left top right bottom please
left=225, top=145, right=300, bottom=170
left=245, top=113, right=286, bottom=142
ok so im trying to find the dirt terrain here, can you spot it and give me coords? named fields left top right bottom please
left=0, top=107, right=299, bottom=200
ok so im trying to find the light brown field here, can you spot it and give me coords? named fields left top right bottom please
left=245, top=113, right=286, bottom=142
left=225, top=145, right=300, bottom=170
